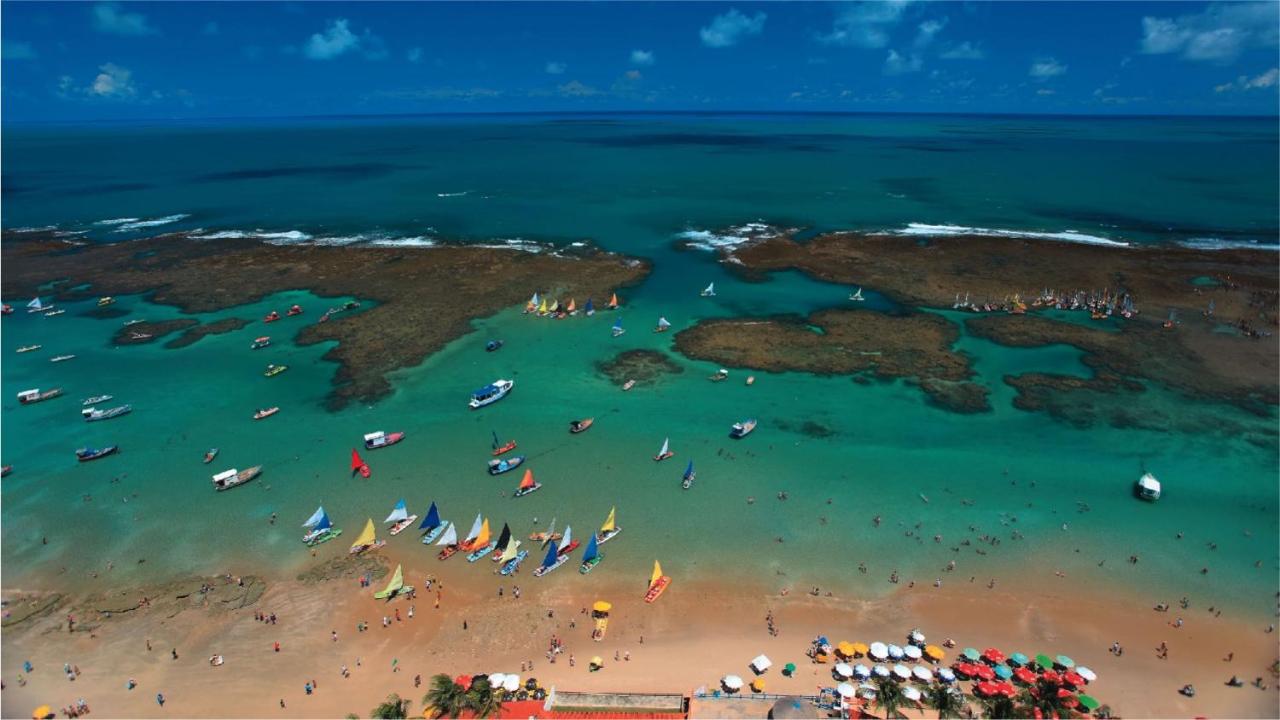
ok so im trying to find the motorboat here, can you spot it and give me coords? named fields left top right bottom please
left=569, top=418, right=594, bottom=434
left=469, top=379, right=514, bottom=409
left=488, top=455, right=525, bottom=475
left=76, top=445, right=119, bottom=462
left=1135, top=472, right=1161, bottom=501
left=17, top=388, right=62, bottom=404
left=730, top=418, right=757, bottom=438
left=212, top=465, right=262, bottom=491
left=364, top=431, right=405, bottom=450
left=253, top=407, right=279, bottom=420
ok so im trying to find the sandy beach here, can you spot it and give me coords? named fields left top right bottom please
left=4, top=545, right=1277, bottom=719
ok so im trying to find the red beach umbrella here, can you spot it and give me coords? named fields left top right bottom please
left=973, top=665, right=995, bottom=681
left=1041, top=670, right=1061, bottom=684
left=997, top=682, right=1017, bottom=698
left=1014, top=667, right=1037, bottom=684
left=1063, top=671, right=1085, bottom=687
left=975, top=681, right=1000, bottom=696
left=982, top=648, right=1006, bottom=664
left=454, top=674, right=472, bottom=689
left=953, top=663, right=973, bottom=678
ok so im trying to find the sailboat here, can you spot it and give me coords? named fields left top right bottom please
left=533, top=539, right=565, bottom=577
left=529, top=517, right=560, bottom=544
left=384, top=499, right=418, bottom=535
left=525, top=293, right=539, bottom=314
left=597, top=506, right=622, bottom=545
left=349, top=518, right=385, bottom=554
left=584, top=297, right=595, bottom=316
left=548, top=299, right=560, bottom=315
left=537, top=297, right=549, bottom=315
left=514, top=468, right=542, bottom=497
left=435, top=522, right=461, bottom=560
left=490, top=523, right=513, bottom=562
left=682, top=460, right=695, bottom=490
left=654, top=317, right=671, bottom=333
left=644, top=560, right=672, bottom=603
left=567, top=298, right=577, bottom=315
left=701, top=282, right=716, bottom=297
left=611, top=317, right=625, bottom=337
left=557, top=524, right=579, bottom=555
left=373, top=563, right=414, bottom=600
left=464, top=519, right=496, bottom=562
left=579, top=533, right=602, bottom=574
left=500, top=540, right=528, bottom=576
left=849, top=287, right=865, bottom=302
left=418, top=501, right=450, bottom=544
left=26, top=297, right=48, bottom=313
left=492, top=430, right=518, bottom=456
left=654, top=437, right=674, bottom=462
left=302, top=506, right=343, bottom=546
left=608, top=293, right=619, bottom=309
left=350, top=448, right=371, bottom=478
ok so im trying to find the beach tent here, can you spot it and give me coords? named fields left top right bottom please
left=836, top=683, right=856, bottom=699
left=502, top=675, right=520, bottom=692
left=722, top=675, right=744, bottom=691
left=488, top=674, right=506, bottom=688
left=912, top=666, right=933, bottom=682
left=903, top=645, right=923, bottom=660
left=751, top=655, right=773, bottom=674
left=834, top=663, right=853, bottom=678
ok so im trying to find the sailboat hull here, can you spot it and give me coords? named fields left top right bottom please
left=579, top=555, right=603, bottom=574
left=644, top=576, right=672, bottom=603
left=465, top=542, right=497, bottom=562
left=303, top=528, right=343, bottom=546
left=513, top=482, right=542, bottom=497
left=388, top=515, right=418, bottom=535
left=421, top=522, right=450, bottom=545
left=500, top=550, right=530, bottom=576
left=597, top=527, right=622, bottom=546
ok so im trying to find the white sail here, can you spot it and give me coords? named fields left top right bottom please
left=657, top=317, right=671, bottom=328
left=702, top=283, right=715, bottom=296
left=545, top=517, right=556, bottom=539
left=303, top=506, right=326, bottom=528
left=560, top=525, right=572, bottom=549
left=658, top=437, right=670, bottom=456
left=436, top=523, right=458, bottom=546
left=27, top=297, right=44, bottom=310
left=384, top=500, right=408, bottom=524
left=500, top=539, right=521, bottom=562
left=463, top=512, right=483, bottom=542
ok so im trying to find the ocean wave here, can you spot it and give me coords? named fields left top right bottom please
left=8, top=225, right=59, bottom=233
left=436, top=191, right=470, bottom=198
left=111, top=214, right=191, bottom=232
left=676, top=222, right=782, bottom=251
left=365, top=236, right=438, bottom=248
left=1178, top=237, right=1280, bottom=251
left=94, top=217, right=140, bottom=226
left=892, top=222, right=1130, bottom=248
left=192, top=229, right=314, bottom=243
left=472, top=238, right=547, bottom=254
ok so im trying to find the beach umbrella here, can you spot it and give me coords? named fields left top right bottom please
left=888, top=644, right=905, bottom=660
left=590, top=656, right=603, bottom=669
left=751, top=678, right=766, bottom=692
left=1009, top=652, right=1030, bottom=667
left=834, top=663, right=854, bottom=678
left=1076, top=666, right=1097, bottom=683
left=902, top=686, right=922, bottom=702
left=952, top=663, right=972, bottom=678
left=998, top=682, right=1017, bottom=698
left=1013, top=667, right=1037, bottom=684
left=502, top=675, right=520, bottom=692
left=924, top=645, right=945, bottom=662
left=973, top=665, right=995, bottom=681
left=908, top=629, right=925, bottom=645
left=836, top=641, right=857, bottom=658
left=994, top=665, right=1013, bottom=680
left=454, top=675, right=472, bottom=689
left=752, top=654, right=773, bottom=673
left=937, top=668, right=956, bottom=683
left=1034, top=653, right=1054, bottom=669
left=975, top=681, right=999, bottom=696
left=1041, top=670, right=1062, bottom=685
left=592, top=601, right=612, bottom=613
left=872, top=664, right=890, bottom=678
left=525, top=678, right=538, bottom=691
left=1077, top=694, right=1100, bottom=710
left=869, top=642, right=889, bottom=660
left=851, top=642, right=869, bottom=656
left=912, top=666, right=933, bottom=682
left=488, top=673, right=506, bottom=688
left=836, top=683, right=856, bottom=699
left=963, top=648, right=981, bottom=661
left=783, top=662, right=796, bottom=676
left=853, top=664, right=871, bottom=679
left=892, top=664, right=911, bottom=681
left=1055, top=654, right=1075, bottom=669
left=983, top=648, right=1006, bottom=664
left=722, top=675, right=744, bottom=691
left=904, top=645, right=923, bottom=661
left=32, top=707, right=53, bottom=720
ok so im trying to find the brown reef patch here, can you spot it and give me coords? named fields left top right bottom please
left=163, top=317, right=252, bottom=349
left=595, top=349, right=684, bottom=387
left=79, top=305, right=129, bottom=320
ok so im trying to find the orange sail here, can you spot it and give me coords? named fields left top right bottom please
left=350, top=448, right=365, bottom=471
left=567, top=298, right=577, bottom=313
left=608, top=293, right=619, bottom=309
left=519, top=468, right=536, bottom=490
left=464, top=518, right=491, bottom=550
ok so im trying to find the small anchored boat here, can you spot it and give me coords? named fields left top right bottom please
left=84, top=404, right=132, bottom=422
left=533, top=538, right=568, bottom=577
left=611, top=317, right=625, bottom=337
left=513, top=468, right=542, bottom=497
left=50, top=354, right=76, bottom=363
left=76, top=445, right=119, bottom=462
left=286, top=304, right=303, bottom=317
left=569, top=418, right=594, bottom=434
left=579, top=533, right=603, bottom=574
left=18, top=387, right=62, bottom=404
left=488, top=454, right=525, bottom=475
left=44, top=309, right=65, bottom=317
left=596, top=506, right=622, bottom=545
left=364, top=430, right=405, bottom=450
left=730, top=418, right=757, bottom=439
left=469, top=379, right=514, bottom=409
left=529, top=518, right=561, bottom=544
left=97, top=296, right=115, bottom=307
left=653, top=437, right=674, bottom=462
left=491, top=523, right=514, bottom=563
left=700, top=282, right=716, bottom=297
left=373, top=563, right=414, bottom=600
left=499, top=542, right=529, bottom=576
left=203, top=448, right=219, bottom=464
left=349, top=518, right=386, bottom=555
left=263, top=364, right=288, bottom=377
left=302, top=506, right=343, bottom=546
left=350, top=448, right=371, bottom=478
left=1135, top=472, right=1162, bottom=501
left=83, top=395, right=113, bottom=406
left=16, top=345, right=41, bottom=353
left=263, top=311, right=280, bottom=323
left=384, top=499, right=418, bottom=536
left=253, top=407, right=279, bottom=420
left=251, top=336, right=271, bottom=350
left=26, top=297, right=48, bottom=313
left=584, top=297, right=595, bottom=316
left=464, top=519, right=497, bottom=562
left=491, top=430, right=517, bottom=456
left=709, top=368, right=729, bottom=382
left=123, top=318, right=145, bottom=326
left=644, top=560, right=672, bottom=603
left=682, top=460, right=695, bottom=489
left=622, top=379, right=636, bottom=391
left=849, top=287, right=865, bottom=302
left=212, top=465, right=262, bottom=491
left=653, top=317, right=671, bottom=333
left=485, top=339, right=504, bottom=352
left=418, top=501, right=449, bottom=545
left=434, top=522, right=461, bottom=560
left=607, top=293, right=620, bottom=310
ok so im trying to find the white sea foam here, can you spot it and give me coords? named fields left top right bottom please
left=472, top=238, right=548, bottom=254
left=892, top=222, right=1130, bottom=248
left=8, top=225, right=59, bottom=233
left=365, top=236, right=438, bottom=248
left=1178, top=237, right=1280, bottom=251
left=94, top=217, right=140, bottom=226
left=676, top=222, right=782, bottom=251
left=112, top=214, right=191, bottom=232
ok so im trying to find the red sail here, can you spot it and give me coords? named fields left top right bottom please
left=518, top=468, right=535, bottom=490
left=350, top=448, right=366, bottom=471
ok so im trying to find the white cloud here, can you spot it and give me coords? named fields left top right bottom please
left=89, top=62, right=136, bottom=98
left=407, top=47, right=423, bottom=64
left=818, top=1, right=910, bottom=48
left=1029, top=57, right=1067, bottom=79
left=883, top=49, right=922, bottom=75
left=1141, top=2, right=1278, bottom=62
left=557, top=80, right=600, bottom=97
left=940, top=41, right=983, bottom=60
left=2, top=41, right=37, bottom=60
left=1036, top=88, right=1056, bottom=96
left=202, top=21, right=219, bottom=36
left=630, top=49, right=655, bottom=66
left=700, top=8, right=767, bottom=48
left=305, top=19, right=359, bottom=60
left=1214, top=67, right=1279, bottom=92
left=545, top=61, right=567, bottom=75
left=92, top=3, right=157, bottom=36
left=914, top=18, right=946, bottom=49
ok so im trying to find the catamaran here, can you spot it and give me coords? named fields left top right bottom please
left=418, top=501, right=449, bottom=544
left=513, top=468, right=542, bottom=497
left=488, top=455, right=525, bottom=475
left=653, top=437, right=674, bottom=462
left=302, top=506, right=343, bottom=546
left=211, top=465, right=262, bottom=491
left=469, top=379, right=514, bottom=409
left=350, top=448, right=371, bottom=478
left=349, top=518, right=385, bottom=554
left=384, top=499, right=418, bottom=535
left=584, top=297, right=595, bottom=316
left=730, top=418, right=757, bottom=438
left=499, top=541, right=528, bottom=576
left=644, top=560, right=672, bottom=603
left=579, top=534, right=602, bottom=574
left=435, top=522, right=461, bottom=560
left=491, top=430, right=517, bottom=456
left=654, top=317, right=671, bottom=333
left=364, top=431, right=405, bottom=450
left=682, top=460, right=695, bottom=489
left=596, top=506, right=622, bottom=545
left=849, top=287, right=865, bottom=302
left=611, top=317, right=625, bottom=337
left=264, top=364, right=288, bottom=377
left=701, top=282, right=716, bottom=297
left=374, top=563, right=414, bottom=600
left=464, top=518, right=496, bottom=562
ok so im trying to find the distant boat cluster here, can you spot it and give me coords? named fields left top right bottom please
left=951, top=287, right=1140, bottom=320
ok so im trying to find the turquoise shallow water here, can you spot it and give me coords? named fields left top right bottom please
left=1, top=114, right=1277, bottom=619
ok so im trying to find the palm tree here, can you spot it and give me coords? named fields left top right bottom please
left=422, top=674, right=466, bottom=718
left=873, top=677, right=907, bottom=719
left=464, top=680, right=505, bottom=718
left=1017, top=679, right=1076, bottom=719
left=370, top=693, right=411, bottom=720
left=978, top=693, right=1017, bottom=719
left=925, top=684, right=967, bottom=719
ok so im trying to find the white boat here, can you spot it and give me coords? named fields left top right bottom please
left=212, top=465, right=262, bottom=491
left=701, top=282, right=716, bottom=297
left=43, top=309, right=65, bottom=317
left=850, top=287, right=865, bottom=302
left=83, top=404, right=132, bottom=422
left=654, top=317, right=671, bottom=333
left=469, top=379, right=514, bottom=409
left=83, top=395, right=113, bottom=406
left=384, top=499, right=418, bottom=535
left=16, top=345, right=41, bottom=353
left=50, top=354, right=76, bottom=363
left=26, top=297, right=47, bottom=313
left=1135, top=472, right=1161, bottom=501
left=123, top=319, right=146, bottom=326
left=611, top=317, right=625, bottom=337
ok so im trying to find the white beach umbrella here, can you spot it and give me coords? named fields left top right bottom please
left=872, top=664, right=890, bottom=678
left=892, top=664, right=911, bottom=680
left=722, top=675, right=744, bottom=690
left=488, top=673, right=506, bottom=688
left=751, top=654, right=773, bottom=673
left=888, top=644, right=905, bottom=660
left=902, top=686, right=922, bottom=702
left=502, top=675, right=520, bottom=692
left=912, top=666, right=933, bottom=682
left=853, top=664, right=871, bottom=679
left=868, top=642, right=889, bottom=660
left=1076, top=666, right=1097, bottom=683
left=904, top=645, right=923, bottom=660
left=836, top=682, right=856, bottom=698
left=859, top=683, right=878, bottom=700
left=834, top=663, right=853, bottom=678
left=937, top=668, right=957, bottom=683
left=908, top=629, right=926, bottom=645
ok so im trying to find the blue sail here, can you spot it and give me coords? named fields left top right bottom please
left=419, top=501, right=440, bottom=530
left=581, top=534, right=599, bottom=563
left=612, top=317, right=622, bottom=330
left=541, top=539, right=559, bottom=569
left=315, top=512, right=332, bottom=532
left=684, top=460, right=694, bottom=478
left=302, top=506, right=326, bottom=528
left=584, top=298, right=594, bottom=313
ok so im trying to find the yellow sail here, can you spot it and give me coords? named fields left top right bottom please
left=567, top=298, right=577, bottom=313
left=500, top=539, right=521, bottom=562
left=601, top=506, right=617, bottom=533
left=350, top=518, right=376, bottom=550
left=537, top=298, right=548, bottom=314
left=650, top=560, right=663, bottom=587
left=374, top=564, right=404, bottom=599
left=548, top=299, right=559, bottom=313
left=608, top=293, right=619, bottom=308
left=471, top=518, right=491, bottom=549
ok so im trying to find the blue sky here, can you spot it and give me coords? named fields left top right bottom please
left=2, top=1, right=1277, bottom=121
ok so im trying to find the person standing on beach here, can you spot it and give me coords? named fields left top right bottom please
left=156, top=692, right=165, bottom=707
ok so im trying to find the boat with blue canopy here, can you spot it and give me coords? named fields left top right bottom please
left=469, top=379, right=514, bottom=409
